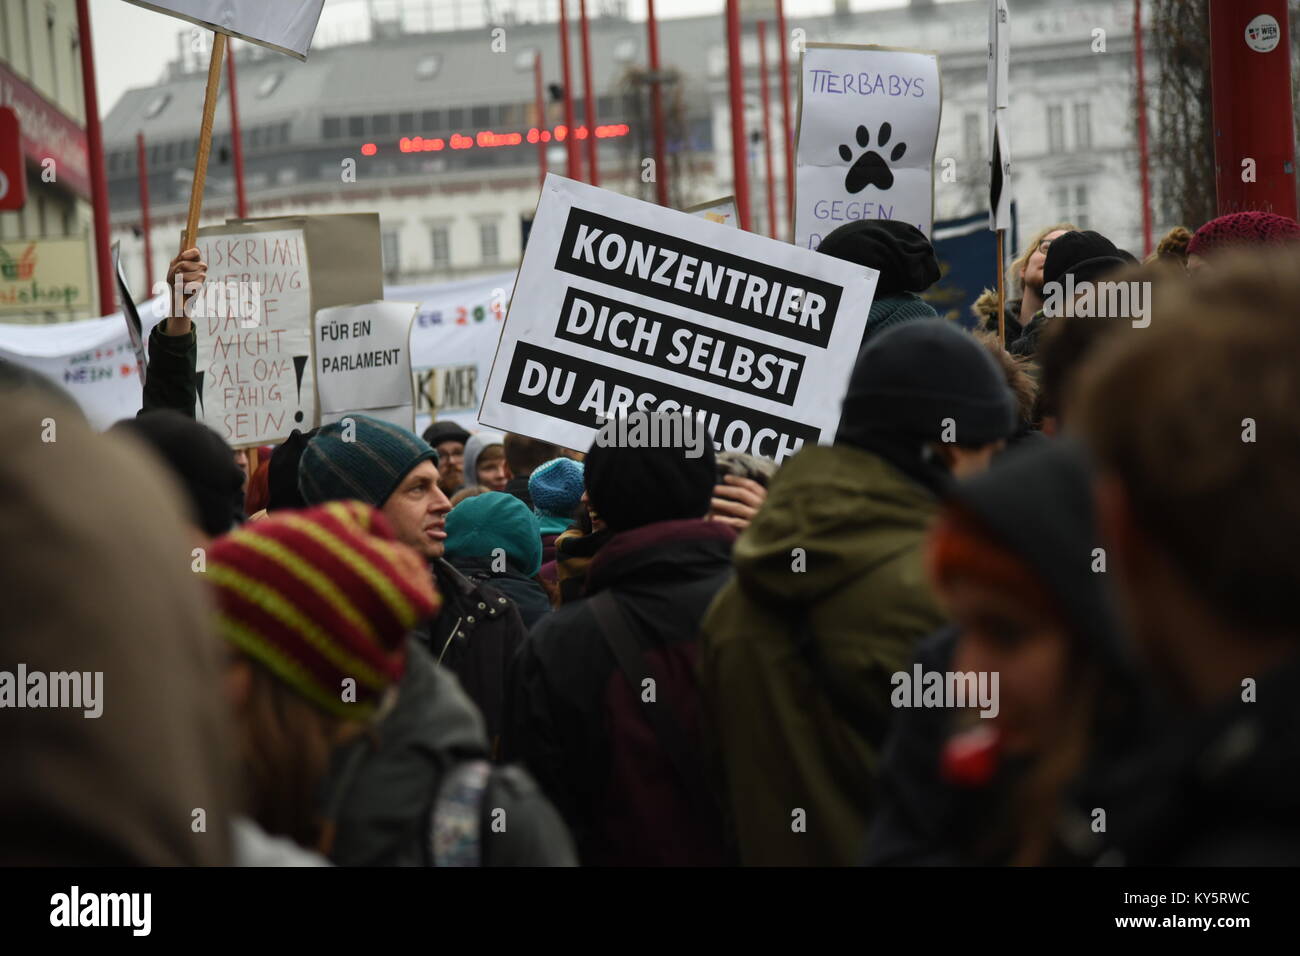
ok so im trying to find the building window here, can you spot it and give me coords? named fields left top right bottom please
left=1074, top=102, right=1093, bottom=149
left=421, top=109, right=440, bottom=131
left=373, top=113, right=392, bottom=136
left=381, top=230, right=401, bottom=280
left=963, top=111, right=981, bottom=159
left=479, top=221, right=500, bottom=265
left=1052, top=183, right=1090, bottom=230
left=398, top=111, right=415, bottom=132
left=448, top=108, right=464, bottom=129
left=471, top=105, right=490, bottom=127
left=1047, top=104, right=1065, bottom=152
left=430, top=225, right=451, bottom=272
left=348, top=115, right=365, bottom=138
left=323, top=117, right=341, bottom=139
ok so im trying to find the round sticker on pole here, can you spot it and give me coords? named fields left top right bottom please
left=1245, top=14, right=1281, bottom=53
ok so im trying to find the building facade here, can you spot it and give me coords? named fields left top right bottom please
left=101, top=0, right=1161, bottom=306
left=0, top=0, right=96, bottom=323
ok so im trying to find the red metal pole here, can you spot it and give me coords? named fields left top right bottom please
left=758, top=21, right=777, bottom=239
left=1207, top=0, right=1297, bottom=218
left=534, top=51, right=548, bottom=191
left=136, top=132, right=154, bottom=294
left=1133, top=1, right=1153, bottom=257
left=74, top=0, right=114, bottom=317
left=775, top=0, right=794, bottom=240
left=725, top=0, right=752, bottom=231
left=646, top=0, right=669, bottom=206
left=557, top=0, right=581, bottom=181
left=226, top=38, right=248, bottom=219
left=579, top=0, right=599, bottom=185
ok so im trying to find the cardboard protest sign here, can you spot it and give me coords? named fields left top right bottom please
left=315, top=301, right=417, bottom=431
left=684, top=196, right=740, bottom=229
left=478, top=175, right=878, bottom=464
left=795, top=43, right=942, bottom=249
left=122, top=0, right=326, bottom=59
left=111, top=242, right=147, bottom=385
left=194, top=213, right=383, bottom=445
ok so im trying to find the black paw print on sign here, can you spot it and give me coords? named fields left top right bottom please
left=840, top=123, right=907, bottom=193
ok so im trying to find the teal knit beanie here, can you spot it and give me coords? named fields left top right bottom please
left=863, top=292, right=939, bottom=345
left=445, top=491, right=543, bottom=577
left=298, top=414, right=438, bottom=508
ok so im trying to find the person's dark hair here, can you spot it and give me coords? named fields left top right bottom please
left=1073, top=249, right=1300, bottom=633
left=504, top=433, right=560, bottom=477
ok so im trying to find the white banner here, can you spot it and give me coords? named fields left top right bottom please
left=122, top=0, right=326, bottom=60
left=478, top=175, right=877, bottom=464
left=795, top=43, right=942, bottom=249
left=316, top=301, right=417, bottom=430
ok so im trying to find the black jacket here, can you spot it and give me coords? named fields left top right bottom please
left=420, top=558, right=528, bottom=756
left=318, top=639, right=575, bottom=866
left=505, top=518, right=735, bottom=866
left=1007, top=309, right=1049, bottom=359
left=449, top=555, right=552, bottom=631
left=140, top=323, right=197, bottom=417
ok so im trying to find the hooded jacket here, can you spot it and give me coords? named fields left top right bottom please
left=461, top=431, right=505, bottom=492
left=506, top=518, right=736, bottom=865
left=318, top=639, right=575, bottom=866
left=140, top=322, right=198, bottom=417
left=699, top=443, right=947, bottom=866
left=445, top=491, right=551, bottom=629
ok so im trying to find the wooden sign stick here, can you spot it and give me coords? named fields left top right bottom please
left=180, top=31, right=228, bottom=254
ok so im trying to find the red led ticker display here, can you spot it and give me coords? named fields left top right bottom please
left=360, top=124, right=631, bottom=155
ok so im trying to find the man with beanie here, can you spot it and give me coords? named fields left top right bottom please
left=422, top=420, right=472, bottom=496
left=297, top=413, right=527, bottom=752
left=506, top=414, right=734, bottom=865
left=816, top=219, right=941, bottom=346
left=1008, top=229, right=1135, bottom=360
left=112, top=409, right=246, bottom=540
left=699, top=320, right=1018, bottom=866
left=529, top=456, right=585, bottom=568
left=1185, top=210, right=1300, bottom=274
left=445, top=491, right=551, bottom=629
left=207, top=501, right=575, bottom=866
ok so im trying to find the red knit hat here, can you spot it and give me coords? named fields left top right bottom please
left=1186, top=211, right=1300, bottom=258
left=207, top=500, right=440, bottom=718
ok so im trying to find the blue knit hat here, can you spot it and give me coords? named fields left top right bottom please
left=298, top=414, right=438, bottom=508
left=529, top=457, right=585, bottom=518
left=445, top=491, right=542, bottom=577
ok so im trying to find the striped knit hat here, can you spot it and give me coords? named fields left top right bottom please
left=206, top=501, right=441, bottom=718
left=298, top=415, right=438, bottom=508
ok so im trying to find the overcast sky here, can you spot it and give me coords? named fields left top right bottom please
left=89, top=0, right=924, bottom=118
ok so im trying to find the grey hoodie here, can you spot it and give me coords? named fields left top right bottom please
left=461, top=431, right=505, bottom=493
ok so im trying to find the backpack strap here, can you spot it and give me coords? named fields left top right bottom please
left=588, top=590, right=718, bottom=820
left=428, top=759, right=493, bottom=867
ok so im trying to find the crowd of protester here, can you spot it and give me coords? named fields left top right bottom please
left=2, top=208, right=1298, bottom=866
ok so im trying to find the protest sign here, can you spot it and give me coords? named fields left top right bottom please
left=194, top=213, right=383, bottom=445
left=315, top=301, right=417, bottom=430
left=123, top=0, right=326, bottom=59
left=684, top=196, right=740, bottom=228
left=112, top=242, right=147, bottom=385
left=478, top=175, right=877, bottom=464
left=795, top=43, right=942, bottom=249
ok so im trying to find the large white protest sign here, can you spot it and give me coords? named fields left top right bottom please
left=122, top=0, right=326, bottom=59
left=479, top=175, right=878, bottom=464
left=194, top=226, right=314, bottom=445
left=316, top=301, right=417, bottom=430
left=795, top=43, right=942, bottom=249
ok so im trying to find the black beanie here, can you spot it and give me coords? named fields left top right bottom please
left=113, top=410, right=245, bottom=536
left=584, top=417, right=716, bottom=533
left=836, top=320, right=1017, bottom=448
left=422, top=420, right=470, bottom=448
left=816, top=219, right=941, bottom=296
left=267, top=427, right=317, bottom=511
left=1042, top=230, right=1127, bottom=289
